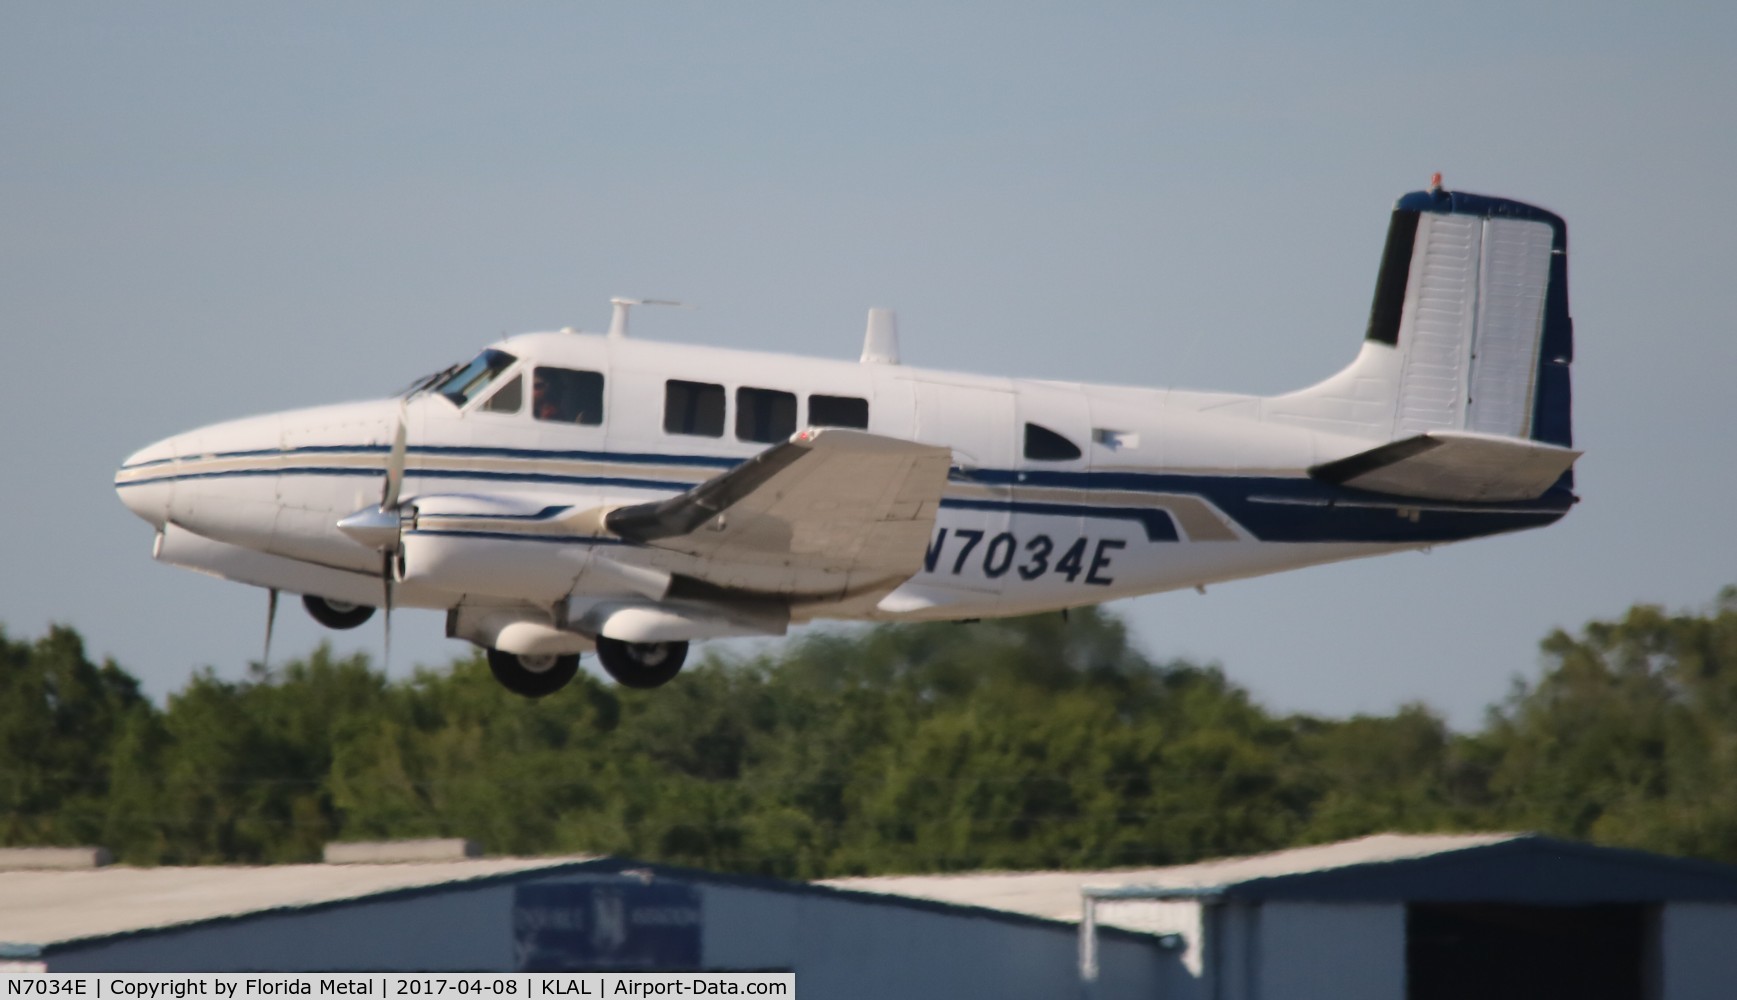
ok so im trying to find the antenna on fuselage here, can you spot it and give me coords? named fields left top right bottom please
left=860, top=307, right=901, bottom=364
left=607, top=297, right=688, bottom=338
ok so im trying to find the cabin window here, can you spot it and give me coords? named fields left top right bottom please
left=809, top=394, right=870, bottom=429
left=665, top=379, right=726, bottom=437
left=533, top=367, right=605, bottom=425
left=1024, top=422, right=1082, bottom=461
left=737, top=387, right=798, bottom=444
left=480, top=374, right=523, bottom=413
left=434, top=349, right=517, bottom=408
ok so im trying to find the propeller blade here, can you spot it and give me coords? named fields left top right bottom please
left=375, top=400, right=408, bottom=670
left=381, top=401, right=408, bottom=510
left=341, top=401, right=412, bottom=552
left=380, top=551, right=395, bottom=670
left=263, top=588, right=279, bottom=669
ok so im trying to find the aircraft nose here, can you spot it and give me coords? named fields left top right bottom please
left=115, top=434, right=182, bottom=529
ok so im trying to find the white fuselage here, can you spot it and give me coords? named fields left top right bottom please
left=114, top=189, right=1578, bottom=676
left=115, top=329, right=1565, bottom=637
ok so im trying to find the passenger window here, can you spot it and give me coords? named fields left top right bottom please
left=809, top=394, right=869, bottom=429
left=1024, top=422, right=1082, bottom=461
left=481, top=374, right=523, bottom=413
left=532, top=367, right=605, bottom=425
left=665, top=380, right=725, bottom=437
left=737, top=387, right=798, bottom=443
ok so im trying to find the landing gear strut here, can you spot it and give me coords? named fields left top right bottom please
left=486, top=649, right=580, bottom=698
left=595, top=638, right=689, bottom=689
left=303, top=594, right=376, bottom=630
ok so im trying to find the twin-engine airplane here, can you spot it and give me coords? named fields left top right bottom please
left=116, top=184, right=1578, bottom=696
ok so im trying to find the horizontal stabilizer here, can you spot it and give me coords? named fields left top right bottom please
left=1310, top=431, right=1580, bottom=502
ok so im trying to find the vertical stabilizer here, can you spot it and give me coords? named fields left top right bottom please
left=1272, top=187, right=1572, bottom=454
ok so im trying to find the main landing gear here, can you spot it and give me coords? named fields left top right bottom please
left=306, top=590, right=694, bottom=697
left=486, top=649, right=580, bottom=698
left=303, top=594, right=376, bottom=630
left=484, top=639, right=689, bottom=698
left=595, top=638, right=689, bottom=690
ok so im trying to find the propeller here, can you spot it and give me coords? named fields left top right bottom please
left=262, top=587, right=279, bottom=669
left=381, top=550, right=395, bottom=668
left=382, top=402, right=407, bottom=510
left=336, top=401, right=411, bottom=666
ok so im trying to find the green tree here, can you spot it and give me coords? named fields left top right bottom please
left=1483, top=588, right=1737, bottom=860
left=25, top=591, right=1737, bottom=874
left=130, top=646, right=392, bottom=863
left=330, top=652, right=619, bottom=857
left=1287, top=704, right=1485, bottom=842
left=0, top=625, right=150, bottom=847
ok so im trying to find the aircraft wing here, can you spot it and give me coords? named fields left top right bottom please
left=604, top=428, right=953, bottom=596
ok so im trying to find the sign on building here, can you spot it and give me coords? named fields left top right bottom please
left=513, top=880, right=703, bottom=971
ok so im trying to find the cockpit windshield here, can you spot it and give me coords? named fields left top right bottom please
left=428, top=349, right=518, bottom=408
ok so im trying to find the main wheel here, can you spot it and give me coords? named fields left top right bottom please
left=595, top=638, right=688, bottom=689
left=303, top=594, right=376, bottom=630
left=486, top=648, right=580, bottom=698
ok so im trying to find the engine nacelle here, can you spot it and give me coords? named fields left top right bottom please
left=398, top=493, right=610, bottom=602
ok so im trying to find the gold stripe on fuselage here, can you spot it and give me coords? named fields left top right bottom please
left=118, top=448, right=1272, bottom=543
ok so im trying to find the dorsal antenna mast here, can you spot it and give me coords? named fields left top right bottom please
left=607, top=297, right=689, bottom=339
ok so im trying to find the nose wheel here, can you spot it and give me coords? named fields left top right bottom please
left=486, top=649, right=580, bottom=698
left=595, top=637, right=689, bottom=689
left=303, top=594, right=376, bottom=630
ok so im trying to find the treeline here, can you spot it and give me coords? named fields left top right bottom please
left=5, top=591, right=1737, bottom=876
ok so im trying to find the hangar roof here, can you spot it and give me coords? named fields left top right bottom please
left=0, top=855, right=595, bottom=952
left=820, top=832, right=1737, bottom=918
left=0, top=853, right=1152, bottom=958
left=14, top=833, right=1737, bottom=957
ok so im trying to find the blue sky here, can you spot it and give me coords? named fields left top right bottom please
left=4, top=2, right=1733, bottom=728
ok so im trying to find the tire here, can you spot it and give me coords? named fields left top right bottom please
left=486, top=648, right=580, bottom=698
left=302, top=594, right=376, bottom=630
left=595, top=637, right=688, bottom=689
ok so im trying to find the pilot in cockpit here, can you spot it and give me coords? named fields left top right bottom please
left=529, top=366, right=601, bottom=425
left=532, top=370, right=563, bottom=421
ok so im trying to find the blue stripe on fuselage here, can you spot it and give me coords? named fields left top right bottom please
left=117, top=444, right=1573, bottom=545
left=952, top=467, right=1573, bottom=543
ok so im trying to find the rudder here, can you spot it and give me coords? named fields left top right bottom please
left=1369, top=187, right=1572, bottom=448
